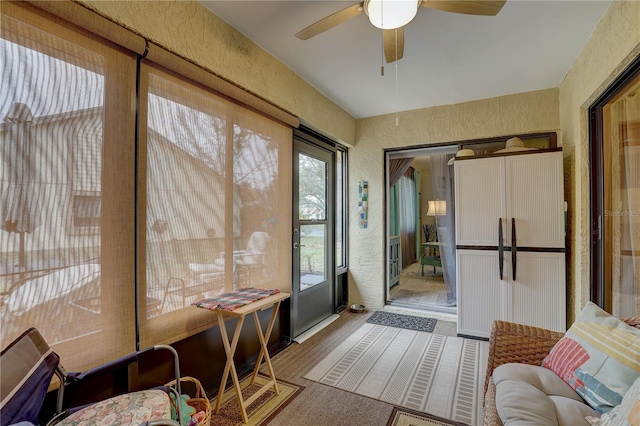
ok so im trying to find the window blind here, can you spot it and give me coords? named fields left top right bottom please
left=2, top=0, right=295, bottom=365
left=138, top=63, right=292, bottom=346
left=1, top=1, right=137, bottom=371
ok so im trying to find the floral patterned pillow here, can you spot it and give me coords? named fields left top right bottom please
left=57, top=389, right=171, bottom=426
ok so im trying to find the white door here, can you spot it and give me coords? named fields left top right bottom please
left=455, top=157, right=506, bottom=247
left=456, top=249, right=507, bottom=338
left=507, top=251, right=566, bottom=332
left=505, top=151, right=565, bottom=248
left=458, top=250, right=566, bottom=338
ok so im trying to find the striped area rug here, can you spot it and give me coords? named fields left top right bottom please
left=304, top=323, right=489, bottom=426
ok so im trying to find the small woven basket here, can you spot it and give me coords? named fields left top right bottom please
left=166, top=376, right=212, bottom=426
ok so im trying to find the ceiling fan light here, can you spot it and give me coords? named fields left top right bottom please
left=366, top=0, right=419, bottom=30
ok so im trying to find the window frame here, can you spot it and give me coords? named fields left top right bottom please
left=336, top=145, right=348, bottom=273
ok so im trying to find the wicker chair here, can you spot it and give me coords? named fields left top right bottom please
left=483, top=317, right=640, bottom=426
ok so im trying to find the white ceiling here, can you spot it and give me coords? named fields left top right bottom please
left=200, top=1, right=612, bottom=119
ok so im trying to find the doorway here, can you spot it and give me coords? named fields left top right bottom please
left=291, top=133, right=335, bottom=337
left=589, top=55, right=640, bottom=317
left=386, top=146, right=458, bottom=315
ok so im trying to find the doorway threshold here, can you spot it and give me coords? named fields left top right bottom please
left=386, top=300, right=458, bottom=318
left=293, top=313, right=340, bottom=344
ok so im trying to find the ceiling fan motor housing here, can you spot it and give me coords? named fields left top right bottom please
left=364, top=0, right=422, bottom=29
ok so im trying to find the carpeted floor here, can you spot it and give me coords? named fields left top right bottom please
left=304, top=323, right=488, bottom=425
left=253, top=309, right=483, bottom=426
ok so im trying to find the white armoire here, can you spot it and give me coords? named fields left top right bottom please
left=454, top=149, right=566, bottom=338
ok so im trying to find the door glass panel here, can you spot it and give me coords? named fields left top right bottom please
left=300, top=224, right=326, bottom=290
left=298, top=153, right=327, bottom=220
left=603, top=73, right=640, bottom=318
left=336, top=150, right=345, bottom=268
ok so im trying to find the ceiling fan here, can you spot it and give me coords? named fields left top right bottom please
left=295, top=0, right=506, bottom=63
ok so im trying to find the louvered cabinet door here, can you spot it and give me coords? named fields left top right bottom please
left=455, top=157, right=507, bottom=247
left=507, top=251, right=566, bottom=332
left=505, top=151, right=565, bottom=248
left=456, top=249, right=507, bottom=339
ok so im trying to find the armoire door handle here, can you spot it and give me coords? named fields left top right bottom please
left=498, top=218, right=504, bottom=280
left=512, top=218, right=517, bottom=281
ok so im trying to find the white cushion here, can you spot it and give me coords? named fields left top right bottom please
left=494, top=363, right=598, bottom=425
left=188, top=263, right=223, bottom=274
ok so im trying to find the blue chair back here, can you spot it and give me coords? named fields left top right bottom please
left=1, top=328, right=61, bottom=425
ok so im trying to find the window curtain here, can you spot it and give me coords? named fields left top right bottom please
left=389, top=158, right=414, bottom=187
left=398, top=168, right=416, bottom=268
left=431, top=154, right=457, bottom=306
left=608, top=77, right=640, bottom=318
left=414, top=169, right=421, bottom=260
left=0, top=2, right=137, bottom=370
left=389, top=185, right=400, bottom=238
left=389, top=158, right=416, bottom=268
left=138, top=63, right=292, bottom=347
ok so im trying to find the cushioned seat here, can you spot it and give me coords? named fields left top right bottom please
left=56, top=390, right=171, bottom=426
left=493, top=363, right=598, bottom=425
left=483, top=312, right=640, bottom=426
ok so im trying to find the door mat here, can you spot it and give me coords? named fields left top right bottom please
left=386, top=407, right=469, bottom=426
left=366, top=311, right=437, bottom=332
left=209, top=373, right=303, bottom=426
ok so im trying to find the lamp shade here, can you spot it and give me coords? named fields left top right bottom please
left=365, top=0, right=420, bottom=30
left=427, top=200, right=446, bottom=216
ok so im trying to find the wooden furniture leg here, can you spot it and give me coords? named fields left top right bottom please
left=249, top=300, right=281, bottom=392
left=213, top=296, right=286, bottom=424
left=214, top=311, right=247, bottom=422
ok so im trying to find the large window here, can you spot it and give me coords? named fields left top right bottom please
left=0, top=2, right=137, bottom=369
left=139, top=64, right=292, bottom=346
left=1, top=2, right=295, bottom=369
left=590, top=56, right=640, bottom=318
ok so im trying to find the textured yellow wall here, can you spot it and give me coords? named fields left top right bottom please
left=559, top=0, right=640, bottom=322
left=349, top=89, right=560, bottom=309
left=76, top=0, right=356, bottom=145
left=74, top=0, right=640, bottom=322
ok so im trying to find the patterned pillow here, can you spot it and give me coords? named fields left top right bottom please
left=600, top=376, right=640, bottom=425
left=542, top=302, right=640, bottom=414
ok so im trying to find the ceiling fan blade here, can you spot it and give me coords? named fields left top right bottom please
left=295, top=2, right=364, bottom=40
left=421, top=0, right=506, bottom=16
left=383, top=27, right=405, bottom=64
